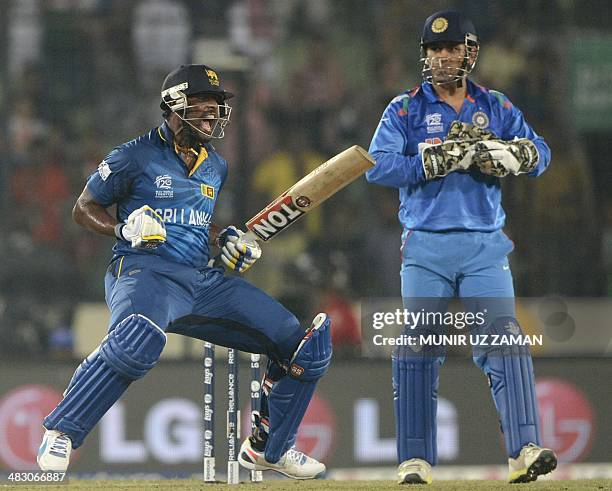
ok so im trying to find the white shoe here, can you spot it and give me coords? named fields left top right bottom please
left=508, top=443, right=557, bottom=483
left=397, top=458, right=432, bottom=485
left=37, top=429, right=72, bottom=471
left=238, top=437, right=325, bottom=479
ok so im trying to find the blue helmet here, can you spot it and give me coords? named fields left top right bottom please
left=419, top=10, right=480, bottom=85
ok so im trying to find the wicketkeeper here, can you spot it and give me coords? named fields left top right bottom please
left=367, top=9, right=557, bottom=484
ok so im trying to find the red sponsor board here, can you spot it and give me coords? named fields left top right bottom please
left=0, top=385, right=64, bottom=470
left=536, top=378, right=595, bottom=462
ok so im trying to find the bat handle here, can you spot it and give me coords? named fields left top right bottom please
left=241, top=230, right=259, bottom=245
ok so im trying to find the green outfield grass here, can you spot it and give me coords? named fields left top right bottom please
left=6, top=479, right=612, bottom=491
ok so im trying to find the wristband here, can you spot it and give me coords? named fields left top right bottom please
left=114, top=223, right=126, bottom=240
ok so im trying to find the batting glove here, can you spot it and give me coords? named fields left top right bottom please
left=216, top=226, right=262, bottom=273
left=472, top=138, right=539, bottom=177
left=420, top=140, right=475, bottom=180
left=115, top=205, right=166, bottom=249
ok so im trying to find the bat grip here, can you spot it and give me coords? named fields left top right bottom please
left=241, top=230, right=259, bottom=245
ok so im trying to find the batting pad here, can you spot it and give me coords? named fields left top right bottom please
left=264, top=314, right=332, bottom=463
left=44, top=314, right=166, bottom=448
left=393, top=347, right=439, bottom=465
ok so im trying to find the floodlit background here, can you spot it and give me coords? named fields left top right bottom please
left=0, top=0, right=610, bottom=480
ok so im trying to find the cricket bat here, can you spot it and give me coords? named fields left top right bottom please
left=243, top=145, right=375, bottom=243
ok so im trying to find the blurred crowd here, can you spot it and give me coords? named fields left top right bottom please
left=0, top=0, right=610, bottom=357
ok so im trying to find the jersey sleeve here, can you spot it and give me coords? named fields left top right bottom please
left=86, top=145, right=141, bottom=206
left=366, top=96, right=427, bottom=188
left=496, top=92, right=551, bottom=177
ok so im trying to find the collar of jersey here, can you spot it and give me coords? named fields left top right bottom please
left=157, top=122, right=209, bottom=177
left=422, top=79, right=482, bottom=104
left=158, top=121, right=174, bottom=144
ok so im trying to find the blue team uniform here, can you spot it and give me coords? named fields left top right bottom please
left=90, top=122, right=301, bottom=355
left=89, top=124, right=225, bottom=269
left=44, top=123, right=303, bottom=448
left=368, top=80, right=550, bottom=232
left=40, top=62, right=333, bottom=474
left=368, top=81, right=550, bottom=463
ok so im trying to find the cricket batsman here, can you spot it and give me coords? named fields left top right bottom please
left=367, top=10, right=558, bottom=484
left=36, top=64, right=330, bottom=479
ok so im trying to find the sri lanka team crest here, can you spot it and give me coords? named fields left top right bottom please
left=205, top=69, right=220, bottom=86
left=201, top=184, right=215, bottom=199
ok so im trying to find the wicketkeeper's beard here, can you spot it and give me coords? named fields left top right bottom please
left=434, top=74, right=463, bottom=88
left=430, top=65, right=461, bottom=86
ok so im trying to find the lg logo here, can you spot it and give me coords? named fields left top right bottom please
left=536, top=379, right=594, bottom=462
left=354, top=398, right=458, bottom=462
left=100, top=394, right=336, bottom=464
left=101, top=399, right=200, bottom=463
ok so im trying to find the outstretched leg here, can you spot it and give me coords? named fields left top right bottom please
left=38, top=314, right=166, bottom=470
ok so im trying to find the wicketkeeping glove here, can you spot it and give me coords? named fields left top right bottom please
left=216, top=226, right=262, bottom=273
left=445, top=120, right=498, bottom=142
left=420, top=140, right=475, bottom=180
left=471, top=138, right=539, bottom=177
left=115, top=205, right=166, bottom=249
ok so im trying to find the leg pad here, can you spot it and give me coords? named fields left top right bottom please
left=473, top=316, right=540, bottom=458
left=44, top=314, right=166, bottom=448
left=264, top=314, right=332, bottom=463
left=393, top=345, right=438, bottom=465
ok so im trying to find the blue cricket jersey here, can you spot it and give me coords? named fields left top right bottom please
left=87, top=122, right=228, bottom=268
left=367, top=80, right=551, bottom=232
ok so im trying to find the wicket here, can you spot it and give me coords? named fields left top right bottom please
left=203, top=342, right=263, bottom=484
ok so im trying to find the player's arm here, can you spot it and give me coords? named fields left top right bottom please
left=367, top=99, right=427, bottom=187
left=73, top=186, right=118, bottom=237
left=82, top=148, right=166, bottom=248
left=73, top=186, right=166, bottom=249
left=209, top=223, right=223, bottom=248
left=367, top=98, right=472, bottom=185
left=72, top=186, right=166, bottom=249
